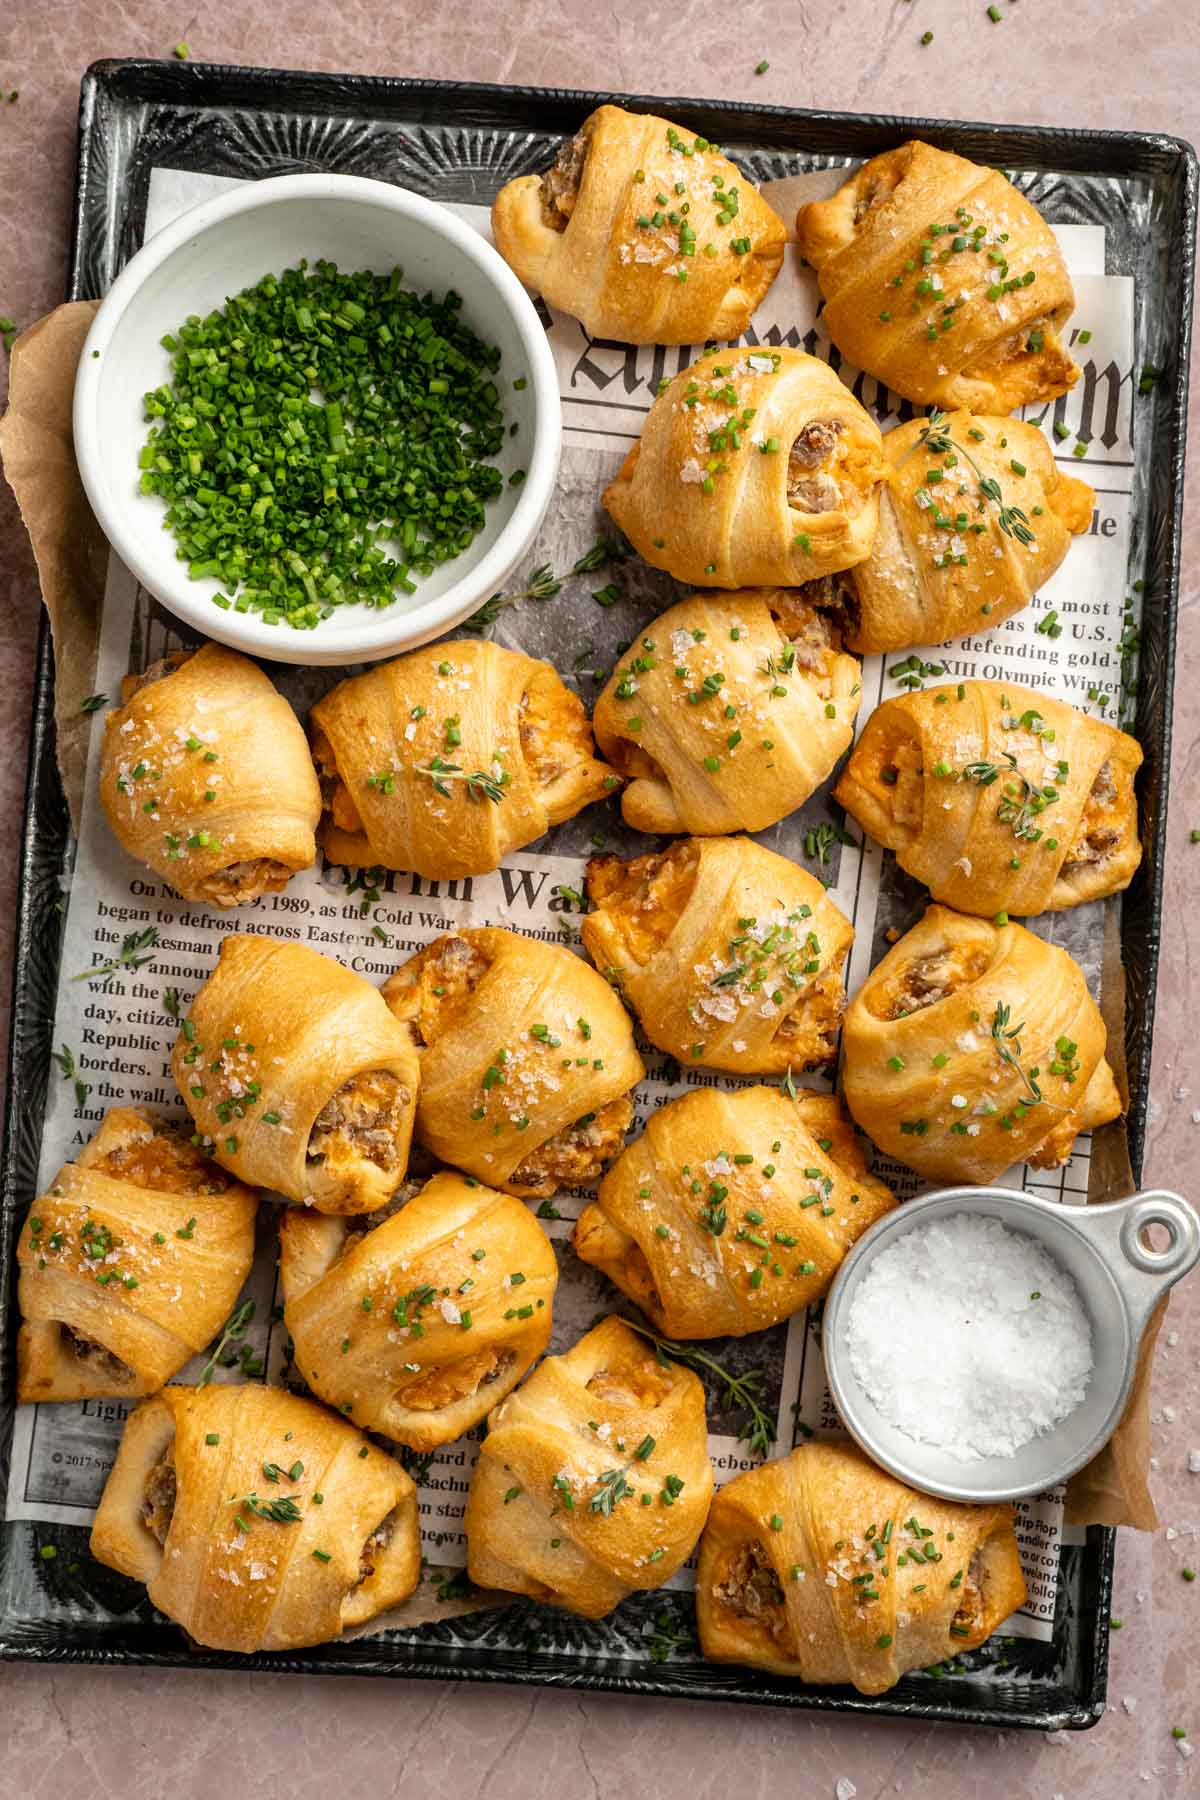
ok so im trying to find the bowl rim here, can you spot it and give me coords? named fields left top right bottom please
left=821, top=1183, right=1142, bottom=1505
left=71, top=170, right=562, bottom=665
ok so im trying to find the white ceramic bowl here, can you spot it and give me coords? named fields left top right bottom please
left=73, top=173, right=561, bottom=666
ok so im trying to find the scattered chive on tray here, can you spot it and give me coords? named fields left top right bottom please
left=138, top=260, right=508, bottom=629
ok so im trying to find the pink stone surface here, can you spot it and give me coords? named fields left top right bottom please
left=0, top=4, right=1198, bottom=1794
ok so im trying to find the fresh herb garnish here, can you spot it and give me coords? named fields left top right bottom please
left=233, top=1492, right=303, bottom=1526
left=71, top=926, right=159, bottom=984
left=910, top=408, right=1036, bottom=547
left=622, top=1318, right=775, bottom=1458
left=417, top=757, right=506, bottom=803
left=50, top=1043, right=90, bottom=1108
left=140, top=263, right=508, bottom=628
left=196, top=1298, right=256, bottom=1386
left=463, top=541, right=623, bottom=632
left=990, top=1002, right=1044, bottom=1107
left=589, top=1468, right=635, bottom=1516
left=646, top=1607, right=697, bottom=1663
left=803, top=820, right=857, bottom=865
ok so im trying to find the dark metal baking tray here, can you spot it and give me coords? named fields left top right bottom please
left=0, top=57, right=1194, bottom=1729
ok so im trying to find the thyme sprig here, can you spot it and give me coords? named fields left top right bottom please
left=463, top=540, right=623, bottom=632
left=995, top=763, right=1059, bottom=842
left=759, top=644, right=796, bottom=680
left=622, top=1317, right=775, bottom=1458
left=912, top=408, right=1036, bottom=547
left=71, top=926, right=159, bottom=984
left=50, top=1042, right=90, bottom=1108
left=417, top=757, right=506, bottom=804
left=197, top=1298, right=256, bottom=1387
left=990, top=1002, right=1043, bottom=1106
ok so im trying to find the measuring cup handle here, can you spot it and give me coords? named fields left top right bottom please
left=1082, top=1190, right=1200, bottom=1331
left=1116, top=1191, right=1200, bottom=1277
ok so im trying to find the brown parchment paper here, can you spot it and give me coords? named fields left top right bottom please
left=1065, top=899, right=1163, bottom=1530
left=0, top=300, right=1167, bottom=1532
left=0, top=301, right=106, bottom=832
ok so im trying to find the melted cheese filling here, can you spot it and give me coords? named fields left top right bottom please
left=387, top=935, right=491, bottom=1047
left=584, top=1347, right=673, bottom=1409
left=306, top=1069, right=411, bottom=1189
left=396, top=1347, right=516, bottom=1413
left=586, top=842, right=699, bottom=968
left=870, top=942, right=991, bottom=1023
left=96, top=1122, right=230, bottom=1197
left=509, top=1094, right=634, bottom=1197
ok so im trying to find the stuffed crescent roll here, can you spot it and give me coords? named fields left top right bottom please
left=17, top=1106, right=257, bottom=1402
left=172, top=935, right=420, bottom=1215
left=835, top=680, right=1142, bottom=915
left=797, top=413, right=1093, bottom=653
left=591, top=590, right=861, bottom=836
left=574, top=1086, right=894, bottom=1339
left=382, top=928, right=644, bottom=1198
left=582, top=835, right=853, bottom=1074
left=310, top=640, right=615, bottom=880
left=99, top=644, right=321, bottom=906
left=465, top=1315, right=713, bottom=1618
left=603, top=347, right=887, bottom=589
left=90, top=1383, right=420, bottom=1653
left=840, top=903, right=1121, bottom=1183
left=280, top=1170, right=558, bottom=1450
left=697, top=1441, right=1026, bottom=1694
left=492, top=104, right=787, bottom=346
left=796, top=141, right=1080, bottom=413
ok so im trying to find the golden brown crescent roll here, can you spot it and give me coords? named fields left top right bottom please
left=840, top=903, right=1121, bottom=1183
left=16, top=1107, right=257, bottom=1403
left=591, top=590, right=861, bottom=836
left=465, top=1315, right=713, bottom=1618
left=491, top=104, right=787, bottom=346
left=574, top=1086, right=894, bottom=1339
left=796, top=141, right=1080, bottom=413
left=172, top=935, right=420, bottom=1215
left=835, top=681, right=1142, bottom=916
left=98, top=644, right=321, bottom=906
left=603, top=347, right=887, bottom=589
left=279, top=1170, right=558, bottom=1450
left=310, top=639, right=614, bottom=880
left=90, top=1383, right=420, bottom=1654
left=697, top=1441, right=1026, bottom=1694
left=799, top=413, right=1093, bottom=653
left=382, top=928, right=643, bottom=1198
left=582, top=837, right=853, bottom=1074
